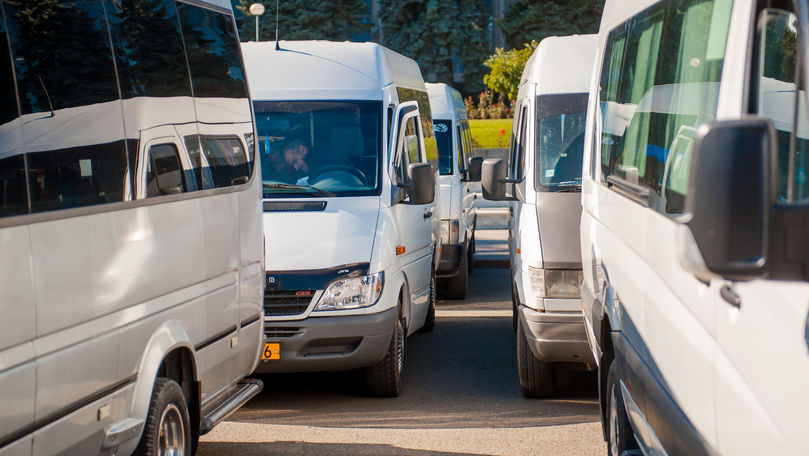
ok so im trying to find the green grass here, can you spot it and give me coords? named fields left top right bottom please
left=469, top=118, right=513, bottom=149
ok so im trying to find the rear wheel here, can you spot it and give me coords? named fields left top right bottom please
left=466, top=237, right=475, bottom=274
left=606, top=361, right=637, bottom=456
left=135, top=378, right=192, bottom=456
left=441, top=250, right=468, bottom=300
left=517, top=318, right=555, bottom=398
left=365, top=306, right=405, bottom=397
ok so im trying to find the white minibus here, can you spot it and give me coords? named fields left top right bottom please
left=582, top=0, right=809, bottom=454
left=242, top=41, right=440, bottom=397
left=0, top=1, right=264, bottom=454
left=426, top=83, right=482, bottom=300
left=482, top=35, right=598, bottom=397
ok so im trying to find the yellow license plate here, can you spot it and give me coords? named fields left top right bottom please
left=262, top=342, right=280, bottom=360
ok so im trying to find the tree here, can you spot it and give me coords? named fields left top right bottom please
left=234, top=0, right=367, bottom=43
left=500, top=0, right=603, bottom=50
left=379, top=0, right=490, bottom=94
left=483, top=41, right=537, bottom=102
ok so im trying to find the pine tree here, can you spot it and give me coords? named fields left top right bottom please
left=500, top=0, right=604, bottom=49
left=379, top=0, right=490, bottom=94
left=235, top=0, right=368, bottom=43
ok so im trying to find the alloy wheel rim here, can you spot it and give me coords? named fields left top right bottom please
left=158, top=403, right=185, bottom=456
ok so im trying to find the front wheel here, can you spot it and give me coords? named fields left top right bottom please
left=606, top=361, right=637, bottom=456
left=423, top=273, right=436, bottom=332
left=135, top=377, right=192, bottom=456
left=516, top=318, right=555, bottom=398
left=364, top=308, right=405, bottom=397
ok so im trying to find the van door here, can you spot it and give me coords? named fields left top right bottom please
left=508, top=105, right=529, bottom=273
left=457, top=122, right=474, bottom=242
left=710, top=7, right=809, bottom=453
left=392, top=106, right=433, bottom=329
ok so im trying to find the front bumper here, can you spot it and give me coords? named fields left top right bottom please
left=436, top=242, right=465, bottom=277
left=519, top=305, right=595, bottom=368
left=254, top=307, right=396, bottom=373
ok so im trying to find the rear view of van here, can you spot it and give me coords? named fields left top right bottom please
left=482, top=35, right=598, bottom=397
left=427, top=83, right=482, bottom=300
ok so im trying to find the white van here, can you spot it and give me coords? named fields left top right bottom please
left=241, top=41, right=440, bottom=397
left=481, top=35, right=597, bottom=397
left=0, top=1, right=263, bottom=455
left=426, top=83, right=482, bottom=299
left=582, top=0, right=809, bottom=454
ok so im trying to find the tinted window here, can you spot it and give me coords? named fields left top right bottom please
left=0, top=5, right=17, bottom=125
left=0, top=155, right=27, bottom=217
left=107, top=0, right=192, bottom=98
left=145, top=143, right=184, bottom=197
left=200, top=137, right=249, bottom=188
left=27, top=141, right=128, bottom=213
left=433, top=120, right=453, bottom=175
left=5, top=0, right=118, bottom=114
left=510, top=106, right=528, bottom=180
left=599, top=0, right=732, bottom=214
left=536, top=93, right=588, bottom=189
left=177, top=3, right=248, bottom=99
left=255, top=100, right=382, bottom=197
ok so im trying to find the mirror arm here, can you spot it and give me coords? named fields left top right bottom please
left=500, top=178, right=521, bottom=184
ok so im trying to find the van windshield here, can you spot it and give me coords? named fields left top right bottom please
left=253, top=100, right=382, bottom=198
left=433, top=119, right=453, bottom=175
left=535, top=93, right=589, bottom=191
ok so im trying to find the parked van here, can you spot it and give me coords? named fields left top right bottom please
left=481, top=35, right=597, bottom=397
left=426, top=83, right=482, bottom=299
left=582, top=0, right=809, bottom=454
left=0, top=1, right=264, bottom=454
left=241, top=41, right=440, bottom=397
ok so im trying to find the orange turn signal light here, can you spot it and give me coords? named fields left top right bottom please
left=516, top=248, right=521, bottom=254
left=396, top=245, right=406, bottom=255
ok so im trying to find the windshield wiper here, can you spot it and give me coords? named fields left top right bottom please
left=263, top=182, right=335, bottom=197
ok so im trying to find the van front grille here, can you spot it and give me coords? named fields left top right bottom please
left=263, top=290, right=314, bottom=316
left=264, top=326, right=303, bottom=338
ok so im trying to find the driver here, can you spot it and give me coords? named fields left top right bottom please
left=270, top=139, right=310, bottom=184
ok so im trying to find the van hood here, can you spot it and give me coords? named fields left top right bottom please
left=537, top=192, right=583, bottom=269
left=263, top=197, right=380, bottom=271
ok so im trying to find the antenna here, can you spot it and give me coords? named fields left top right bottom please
left=274, top=0, right=280, bottom=50
left=38, top=76, right=54, bottom=118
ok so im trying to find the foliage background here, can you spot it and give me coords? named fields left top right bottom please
left=234, top=0, right=366, bottom=42
left=499, top=0, right=604, bottom=50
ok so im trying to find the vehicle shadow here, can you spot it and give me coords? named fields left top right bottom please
left=198, top=441, right=493, bottom=456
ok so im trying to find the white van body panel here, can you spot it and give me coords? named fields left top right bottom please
left=243, top=41, right=439, bottom=372
left=581, top=0, right=809, bottom=454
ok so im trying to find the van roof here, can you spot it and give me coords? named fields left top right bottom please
left=241, top=41, right=426, bottom=101
left=521, top=34, right=597, bottom=95
left=426, top=83, right=467, bottom=120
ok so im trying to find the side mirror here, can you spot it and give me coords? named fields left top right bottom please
left=406, top=162, right=435, bottom=205
left=679, top=119, right=774, bottom=280
left=467, top=157, right=483, bottom=182
left=482, top=158, right=510, bottom=200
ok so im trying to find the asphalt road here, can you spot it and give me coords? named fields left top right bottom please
left=198, top=266, right=606, bottom=455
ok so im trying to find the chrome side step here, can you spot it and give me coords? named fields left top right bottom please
left=199, top=378, right=263, bottom=435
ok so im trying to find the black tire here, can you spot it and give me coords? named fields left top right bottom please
left=441, top=250, right=468, bottom=300
left=423, top=273, right=436, bottom=332
left=365, top=309, right=405, bottom=397
left=517, top=318, right=555, bottom=398
left=511, top=278, right=519, bottom=332
left=135, top=378, right=192, bottom=456
left=606, top=361, right=637, bottom=456
left=466, top=240, right=475, bottom=274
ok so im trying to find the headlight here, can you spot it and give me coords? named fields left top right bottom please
left=315, top=272, right=384, bottom=311
left=441, top=219, right=459, bottom=244
left=528, top=268, right=583, bottom=299
left=544, top=270, right=583, bottom=299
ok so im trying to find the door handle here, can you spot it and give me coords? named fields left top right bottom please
left=423, top=210, right=433, bottom=219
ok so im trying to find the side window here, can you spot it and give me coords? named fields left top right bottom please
left=187, top=136, right=250, bottom=189
left=145, top=144, right=185, bottom=198
left=0, top=156, right=27, bottom=217
left=107, top=0, right=192, bottom=98
left=456, top=125, right=465, bottom=173
left=397, top=116, right=422, bottom=184
left=598, top=0, right=733, bottom=214
left=510, top=106, right=528, bottom=180
left=177, top=3, right=248, bottom=99
left=754, top=9, right=809, bottom=203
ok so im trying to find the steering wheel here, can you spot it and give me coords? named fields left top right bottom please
left=309, top=164, right=367, bottom=184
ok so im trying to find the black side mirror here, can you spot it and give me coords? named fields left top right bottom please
left=680, top=119, right=775, bottom=280
left=157, top=171, right=184, bottom=195
left=406, top=162, right=435, bottom=205
left=482, top=158, right=517, bottom=200
left=467, top=157, right=483, bottom=182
